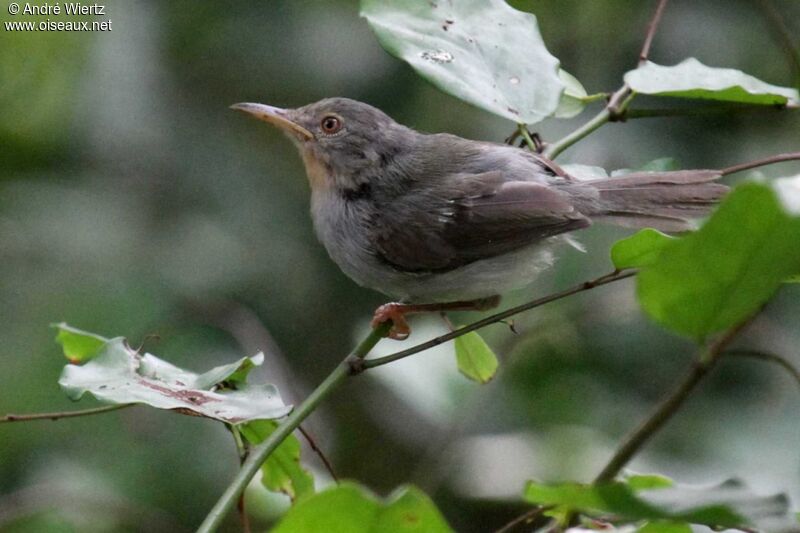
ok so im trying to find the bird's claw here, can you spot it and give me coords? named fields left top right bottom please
left=371, top=303, right=411, bottom=340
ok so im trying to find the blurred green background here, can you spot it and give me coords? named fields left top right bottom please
left=1, top=1, right=799, bottom=531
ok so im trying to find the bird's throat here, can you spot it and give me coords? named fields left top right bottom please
left=301, top=150, right=332, bottom=190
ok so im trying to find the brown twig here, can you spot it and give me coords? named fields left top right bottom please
left=724, top=349, right=800, bottom=388
left=494, top=506, right=552, bottom=533
left=297, top=425, right=339, bottom=483
left=543, top=0, right=670, bottom=158
left=639, top=0, right=669, bottom=65
left=593, top=316, right=756, bottom=483
left=1, top=403, right=133, bottom=424
left=360, top=270, right=635, bottom=371
left=720, top=151, right=800, bottom=176
left=756, top=0, right=800, bottom=88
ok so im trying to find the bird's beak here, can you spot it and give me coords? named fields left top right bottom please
left=230, top=102, right=314, bottom=141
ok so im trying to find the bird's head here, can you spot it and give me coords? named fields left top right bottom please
left=231, top=97, right=415, bottom=193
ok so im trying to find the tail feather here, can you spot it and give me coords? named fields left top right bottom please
left=577, top=170, right=728, bottom=232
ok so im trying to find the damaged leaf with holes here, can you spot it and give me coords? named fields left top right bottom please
left=361, top=0, right=564, bottom=123
left=239, top=420, right=315, bottom=502
left=56, top=324, right=291, bottom=423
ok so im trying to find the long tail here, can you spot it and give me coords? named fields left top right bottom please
left=577, top=170, right=729, bottom=232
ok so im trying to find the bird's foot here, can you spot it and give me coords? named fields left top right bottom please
left=371, top=303, right=412, bottom=340
left=371, top=296, right=502, bottom=341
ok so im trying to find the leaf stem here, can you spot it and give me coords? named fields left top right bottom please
left=517, top=124, right=538, bottom=152
left=724, top=350, right=800, bottom=388
left=0, top=403, right=133, bottom=423
left=196, top=323, right=390, bottom=533
left=542, top=107, right=612, bottom=160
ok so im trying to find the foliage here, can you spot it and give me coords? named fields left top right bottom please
left=2, top=1, right=799, bottom=532
left=453, top=330, right=499, bottom=383
left=524, top=476, right=796, bottom=532
left=616, top=183, right=800, bottom=341
left=625, top=58, right=800, bottom=106
left=239, top=421, right=315, bottom=502
left=271, top=482, right=453, bottom=533
left=361, top=0, right=565, bottom=123
left=56, top=324, right=291, bottom=424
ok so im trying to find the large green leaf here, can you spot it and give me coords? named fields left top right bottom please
left=611, top=229, right=675, bottom=270
left=240, top=420, right=314, bottom=502
left=625, top=58, right=799, bottom=106
left=53, top=323, right=109, bottom=363
left=361, top=0, right=564, bottom=123
left=58, top=337, right=291, bottom=423
left=454, top=331, right=499, bottom=383
left=272, top=482, right=453, bottom=533
left=524, top=478, right=793, bottom=532
left=637, top=182, right=800, bottom=340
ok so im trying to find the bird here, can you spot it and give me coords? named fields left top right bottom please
left=231, top=98, right=727, bottom=340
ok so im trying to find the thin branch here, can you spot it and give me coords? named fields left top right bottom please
left=720, top=151, right=800, bottom=176
left=197, top=323, right=390, bottom=533
left=494, top=506, right=552, bottom=533
left=543, top=107, right=612, bottom=160
left=593, top=316, right=755, bottom=483
left=756, top=0, right=800, bottom=88
left=541, top=0, right=669, bottom=159
left=298, top=425, right=339, bottom=483
left=361, top=270, right=635, bottom=371
left=639, top=0, right=670, bottom=65
left=198, top=270, right=634, bottom=530
left=724, top=349, right=800, bottom=388
left=1, top=403, right=133, bottom=424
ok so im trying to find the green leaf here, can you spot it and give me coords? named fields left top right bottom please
left=611, top=229, right=675, bottom=270
left=554, top=69, right=588, bottom=118
left=240, top=420, right=314, bottom=502
left=637, top=521, right=692, bottom=533
left=53, top=323, right=109, bottom=363
left=624, top=58, right=799, bottom=106
left=637, top=182, right=800, bottom=340
left=454, top=331, right=499, bottom=383
left=272, top=482, right=453, bottom=533
left=361, top=0, right=563, bottom=123
left=625, top=474, right=674, bottom=491
left=523, top=478, right=793, bottom=532
left=58, top=338, right=291, bottom=423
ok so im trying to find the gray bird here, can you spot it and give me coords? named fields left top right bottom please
left=232, top=98, right=727, bottom=339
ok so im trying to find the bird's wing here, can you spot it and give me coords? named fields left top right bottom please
left=371, top=171, right=590, bottom=273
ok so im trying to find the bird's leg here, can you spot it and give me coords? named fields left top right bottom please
left=371, top=296, right=501, bottom=340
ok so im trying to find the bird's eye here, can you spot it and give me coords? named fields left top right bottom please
left=321, top=115, right=342, bottom=134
